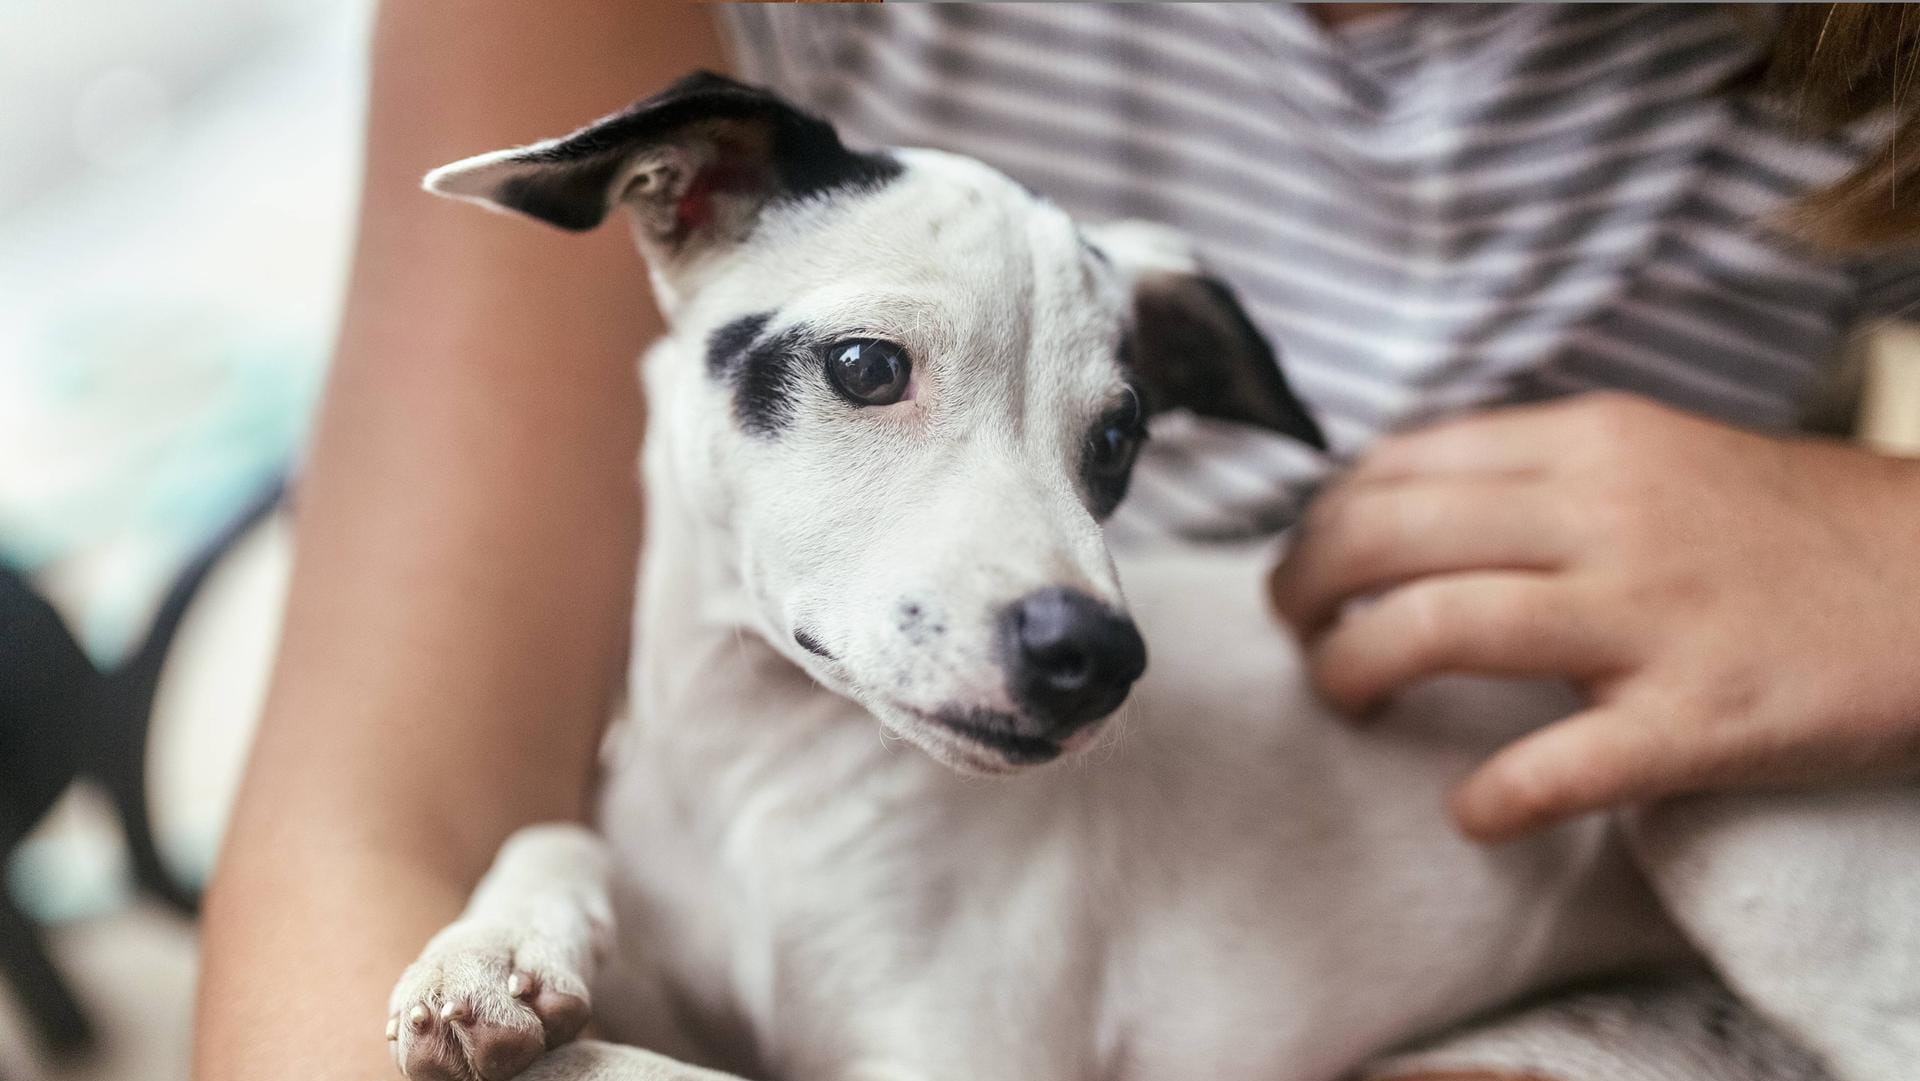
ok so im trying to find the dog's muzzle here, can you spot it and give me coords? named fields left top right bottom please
left=998, top=587, right=1147, bottom=740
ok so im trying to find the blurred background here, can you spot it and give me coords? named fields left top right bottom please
left=1, top=1, right=372, bottom=1078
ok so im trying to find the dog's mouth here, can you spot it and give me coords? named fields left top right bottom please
left=894, top=705, right=1068, bottom=774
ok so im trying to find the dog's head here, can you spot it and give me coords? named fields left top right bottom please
left=427, top=73, right=1324, bottom=775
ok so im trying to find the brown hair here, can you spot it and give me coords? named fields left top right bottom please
left=1761, top=4, right=1920, bottom=251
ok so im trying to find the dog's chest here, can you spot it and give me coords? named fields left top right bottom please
left=596, top=545, right=1682, bottom=1081
left=597, top=712, right=1114, bottom=1077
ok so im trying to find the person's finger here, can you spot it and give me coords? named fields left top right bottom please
left=1272, top=475, right=1575, bottom=634
left=1351, top=395, right=1628, bottom=484
left=1449, top=706, right=1704, bottom=841
left=1305, top=572, right=1620, bottom=714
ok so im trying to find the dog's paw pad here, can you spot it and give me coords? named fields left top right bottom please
left=388, top=930, right=591, bottom=1081
left=464, top=1007, right=546, bottom=1081
left=508, top=971, right=591, bottom=1048
left=390, top=986, right=547, bottom=1081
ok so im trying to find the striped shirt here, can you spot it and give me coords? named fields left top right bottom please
left=721, top=3, right=1920, bottom=541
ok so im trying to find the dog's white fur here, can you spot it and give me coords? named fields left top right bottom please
left=390, top=92, right=1920, bottom=1081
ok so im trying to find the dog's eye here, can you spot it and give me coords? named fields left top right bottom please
left=1086, top=389, right=1145, bottom=479
left=825, top=339, right=912, bottom=406
left=1086, top=420, right=1142, bottom=481
left=1082, top=390, right=1146, bottom=518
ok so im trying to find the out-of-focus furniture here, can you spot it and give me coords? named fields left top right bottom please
left=0, top=565, right=98, bottom=1061
left=0, top=481, right=281, bottom=1066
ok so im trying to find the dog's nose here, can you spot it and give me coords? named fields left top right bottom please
left=1001, top=588, right=1147, bottom=736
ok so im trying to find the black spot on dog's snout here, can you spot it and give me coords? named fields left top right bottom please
left=705, top=312, right=810, bottom=437
left=896, top=600, right=946, bottom=645
left=793, top=628, right=833, bottom=659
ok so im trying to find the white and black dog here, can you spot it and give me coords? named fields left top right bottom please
left=386, top=74, right=1920, bottom=1081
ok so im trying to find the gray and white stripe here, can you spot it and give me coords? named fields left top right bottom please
left=723, top=3, right=1913, bottom=542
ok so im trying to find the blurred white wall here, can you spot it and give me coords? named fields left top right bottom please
left=0, top=0, right=369, bottom=658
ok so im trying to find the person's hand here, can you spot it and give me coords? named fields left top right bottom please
left=1270, top=392, right=1920, bottom=841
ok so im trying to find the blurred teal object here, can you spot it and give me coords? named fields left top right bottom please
left=0, top=304, right=319, bottom=662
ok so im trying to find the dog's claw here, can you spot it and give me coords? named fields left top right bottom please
left=408, top=1004, right=433, bottom=1034
left=386, top=1017, right=400, bottom=1041
left=507, top=971, right=531, bottom=999
left=439, top=1000, right=471, bottom=1025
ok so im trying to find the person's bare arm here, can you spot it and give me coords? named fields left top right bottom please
left=193, top=4, right=724, bottom=1078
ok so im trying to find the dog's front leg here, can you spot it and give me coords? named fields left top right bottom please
left=389, top=824, right=616, bottom=1081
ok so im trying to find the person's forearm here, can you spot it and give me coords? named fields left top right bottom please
left=194, top=3, right=725, bottom=1079
left=199, top=810, right=483, bottom=1080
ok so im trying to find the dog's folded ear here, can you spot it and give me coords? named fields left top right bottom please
left=423, top=71, right=899, bottom=256
left=1088, top=221, right=1327, bottom=451
left=1126, top=273, right=1327, bottom=450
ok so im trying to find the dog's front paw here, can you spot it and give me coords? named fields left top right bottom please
left=388, top=920, right=592, bottom=1081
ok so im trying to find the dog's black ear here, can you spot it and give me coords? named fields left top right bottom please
left=1126, top=273, right=1326, bottom=450
left=1090, top=221, right=1325, bottom=450
left=423, top=71, right=899, bottom=251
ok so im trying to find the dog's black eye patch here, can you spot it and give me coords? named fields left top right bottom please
left=1082, top=386, right=1148, bottom=520
left=706, top=311, right=810, bottom=437
left=735, top=328, right=813, bottom=436
left=707, top=312, right=774, bottom=378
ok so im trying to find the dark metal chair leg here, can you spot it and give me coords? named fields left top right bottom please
left=0, top=561, right=99, bottom=1060
left=0, top=884, right=94, bottom=1058
left=92, top=477, right=288, bottom=915
left=0, top=476, right=286, bottom=1069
